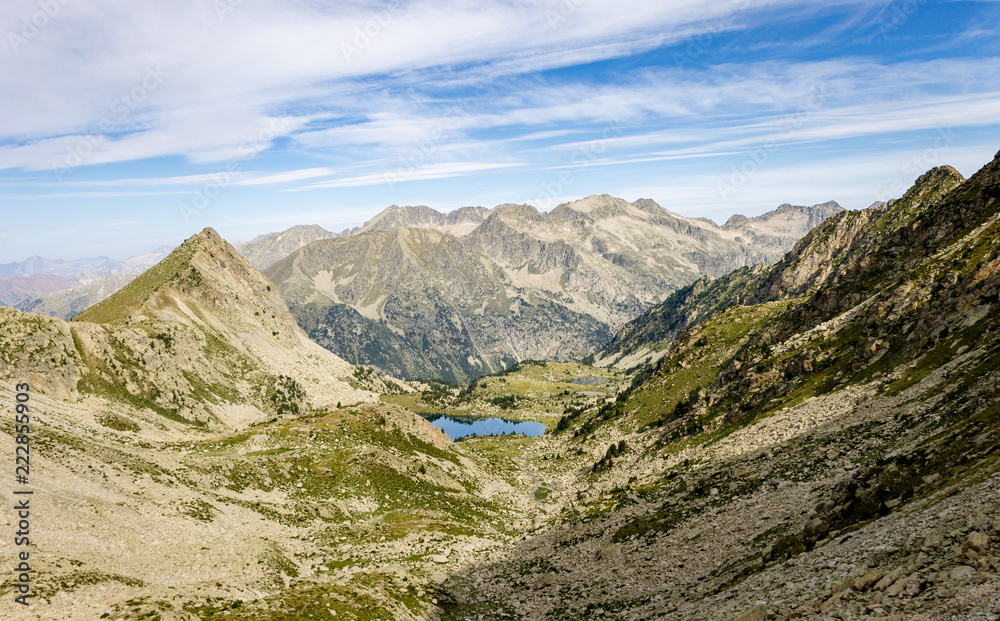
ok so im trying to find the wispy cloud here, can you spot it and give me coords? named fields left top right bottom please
left=0, top=0, right=884, bottom=171
left=296, top=161, right=524, bottom=190
left=233, top=167, right=339, bottom=186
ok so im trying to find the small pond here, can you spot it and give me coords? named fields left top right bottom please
left=424, top=415, right=546, bottom=440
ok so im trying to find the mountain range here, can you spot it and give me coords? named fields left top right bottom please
left=0, top=246, right=173, bottom=307
left=9, top=197, right=841, bottom=384
left=0, top=246, right=174, bottom=278
left=266, top=196, right=842, bottom=383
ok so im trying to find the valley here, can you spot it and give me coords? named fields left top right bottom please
left=5, top=1, right=1000, bottom=619
left=0, top=150, right=998, bottom=620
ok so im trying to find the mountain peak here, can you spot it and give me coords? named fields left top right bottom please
left=356, top=204, right=489, bottom=237
left=909, top=165, right=965, bottom=196
left=550, top=194, right=633, bottom=219
left=74, top=227, right=267, bottom=325
left=632, top=198, right=667, bottom=214
left=190, top=226, right=226, bottom=247
left=236, top=225, right=339, bottom=271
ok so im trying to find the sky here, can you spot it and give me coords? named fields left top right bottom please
left=0, top=0, right=999, bottom=262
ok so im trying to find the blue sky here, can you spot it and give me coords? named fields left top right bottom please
left=1, top=0, right=999, bottom=262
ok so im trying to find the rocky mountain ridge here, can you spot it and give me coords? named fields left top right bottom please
left=595, top=170, right=965, bottom=368
left=267, top=196, right=842, bottom=383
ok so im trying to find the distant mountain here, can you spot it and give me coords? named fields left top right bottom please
left=266, top=196, right=842, bottom=383
left=15, top=273, right=139, bottom=320
left=234, top=224, right=341, bottom=271
left=722, top=200, right=844, bottom=251
left=267, top=226, right=610, bottom=384
left=0, top=246, right=172, bottom=278
left=355, top=204, right=492, bottom=237
left=0, top=274, right=77, bottom=305
left=0, top=246, right=174, bottom=307
left=0, top=255, right=128, bottom=278
left=122, top=245, right=174, bottom=269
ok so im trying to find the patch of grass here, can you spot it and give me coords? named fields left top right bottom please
left=96, top=411, right=141, bottom=433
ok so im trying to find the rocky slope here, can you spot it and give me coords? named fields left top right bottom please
left=432, top=150, right=1000, bottom=619
left=267, top=197, right=841, bottom=384
left=0, top=382, right=532, bottom=620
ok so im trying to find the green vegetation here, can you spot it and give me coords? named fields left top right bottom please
left=96, top=411, right=141, bottom=433
left=74, top=241, right=197, bottom=324
left=266, top=375, right=307, bottom=416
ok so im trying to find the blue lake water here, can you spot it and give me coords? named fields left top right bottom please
left=425, top=415, right=546, bottom=440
